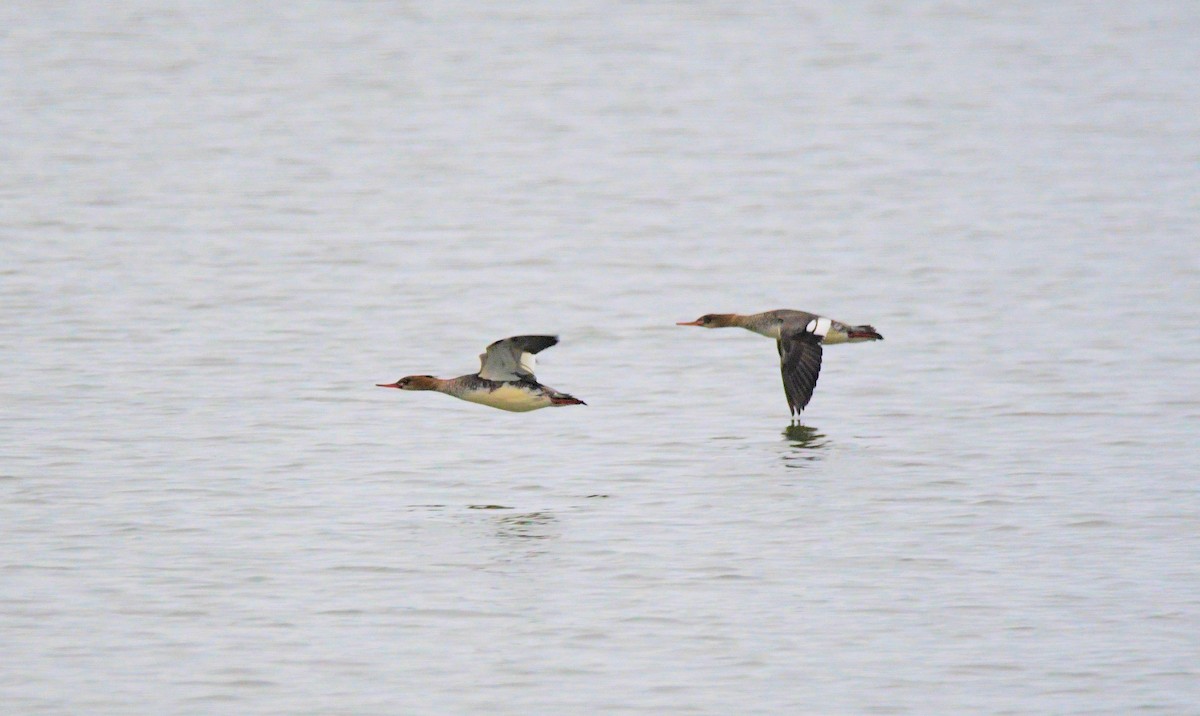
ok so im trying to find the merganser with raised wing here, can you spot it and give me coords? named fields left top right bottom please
left=376, top=335, right=586, bottom=412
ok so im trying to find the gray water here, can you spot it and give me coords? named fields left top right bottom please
left=3, top=2, right=1199, bottom=714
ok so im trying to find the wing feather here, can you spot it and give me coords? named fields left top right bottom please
left=778, top=333, right=824, bottom=415
left=478, top=335, right=559, bottom=381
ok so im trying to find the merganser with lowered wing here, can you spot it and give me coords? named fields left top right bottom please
left=676, top=310, right=882, bottom=416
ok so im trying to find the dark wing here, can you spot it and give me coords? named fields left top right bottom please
left=478, top=335, right=559, bottom=381
left=778, top=333, right=824, bottom=416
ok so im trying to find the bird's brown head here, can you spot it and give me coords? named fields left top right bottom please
left=376, top=375, right=440, bottom=391
left=676, top=313, right=737, bottom=328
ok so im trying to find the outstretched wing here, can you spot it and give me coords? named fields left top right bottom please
left=778, top=332, right=824, bottom=416
left=478, top=335, right=559, bottom=381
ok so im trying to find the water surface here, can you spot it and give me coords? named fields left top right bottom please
left=3, top=2, right=1198, bottom=714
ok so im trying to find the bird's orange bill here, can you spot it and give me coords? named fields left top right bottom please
left=376, top=382, right=401, bottom=388
left=675, top=319, right=703, bottom=326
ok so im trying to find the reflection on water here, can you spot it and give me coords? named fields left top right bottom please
left=463, top=505, right=557, bottom=542
left=496, top=511, right=557, bottom=541
left=782, top=423, right=830, bottom=469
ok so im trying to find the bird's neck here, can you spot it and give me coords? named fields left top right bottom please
left=730, top=313, right=782, bottom=339
left=708, top=313, right=744, bottom=328
left=408, top=376, right=448, bottom=392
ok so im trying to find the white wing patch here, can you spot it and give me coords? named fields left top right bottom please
left=479, top=350, right=519, bottom=381
left=477, top=335, right=557, bottom=382
left=518, top=351, right=537, bottom=376
left=806, top=317, right=832, bottom=337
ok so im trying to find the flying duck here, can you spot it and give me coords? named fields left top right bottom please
left=677, top=310, right=882, bottom=416
left=377, top=335, right=586, bottom=412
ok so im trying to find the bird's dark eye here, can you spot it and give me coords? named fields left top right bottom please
left=701, top=315, right=712, bottom=324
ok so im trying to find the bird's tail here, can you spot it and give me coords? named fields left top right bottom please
left=847, top=325, right=884, bottom=341
left=550, top=393, right=587, bottom=406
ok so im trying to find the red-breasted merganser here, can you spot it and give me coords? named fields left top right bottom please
left=376, top=335, right=586, bottom=412
left=677, top=310, right=883, bottom=416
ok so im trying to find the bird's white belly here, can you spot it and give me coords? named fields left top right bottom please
left=461, top=384, right=550, bottom=412
left=822, top=329, right=848, bottom=344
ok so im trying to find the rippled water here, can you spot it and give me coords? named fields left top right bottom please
left=3, top=2, right=1198, bottom=713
